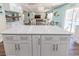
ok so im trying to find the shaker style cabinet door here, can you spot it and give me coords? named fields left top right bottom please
left=18, top=43, right=32, bottom=56
left=3, top=35, right=32, bottom=56
left=52, top=35, right=69, bottom=56
left=3, top=35, right=19, bottom=56
left=18, top=35, right=32, bottom=56
left=41, top=35, right=54, bottom=56
left=4, top=42, right=19, bottom=56
left=58, top=36, right=70, bottom=56
left=32, top=35, right=41, bottom=56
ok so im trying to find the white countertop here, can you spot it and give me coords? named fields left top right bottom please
left=1, top=25, right=71, bottom=35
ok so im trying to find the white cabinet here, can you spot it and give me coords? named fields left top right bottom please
left=41, top=35, right=53, bottom=56
left=4, top=42, right=18, bottom=56
left=41, top=35, right=70, bottom=56
left=3, top=35, right=32, bottom=56
left=18, top=43, right=32, bottom=56
left=53, top=35, right=69, bottom=56
left=58, top=36, right=69, bottom=55
left=3, top=34, right=70, bottom=56
left=3, top=35, right=19, bottom=56
left=19, top=35, right=32, bottom=56
left=41, top=35, right=61, bottom=56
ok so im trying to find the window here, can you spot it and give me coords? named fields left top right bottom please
left=64, top=7, right=79, bottom=33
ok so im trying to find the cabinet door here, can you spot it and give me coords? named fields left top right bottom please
left=32, top=35, right=41, bottom=56
left=3, top=35, right=32, bottom=56
left=41, top=35, right=54, bottom=56
left=18, top=43, right=32, bottom=56
left=53, top=35, right=69, bottom=56
left=18, top=35, right=32, bottom=56
left=4, top=42, right=19, bottom=56
left=41, top=35, right=70, bottom=56
left=58, top=36, right=70, bottom=56
left=3, top=35, right=19, bottom=56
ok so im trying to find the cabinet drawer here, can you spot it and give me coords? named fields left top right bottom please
left=18, top=35, right=31, bottom=42
left=3, top=35, right=31, bottom=43
left=53, top=36, right=69, bottom=42
left=32, top=35, right=40, bottom=39
left=3, top=35, right=16, bottom=42
left=41, top=35, right=54, bottom=41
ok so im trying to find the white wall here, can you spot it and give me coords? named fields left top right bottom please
left=3, top=3, right=9, bottom=11
left=0, top=4, right=6, bottom=42
left=0, top=3, right=6, bottom=31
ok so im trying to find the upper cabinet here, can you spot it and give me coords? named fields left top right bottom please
left=5, top=11, right=21, bottom=22
left=9, top=4, right=22, bottom=12
left=3, top=3, right=10, bottom=11
left=3, top=3, right=22, bottom=12
left=3, top=3, right=24, bottom=23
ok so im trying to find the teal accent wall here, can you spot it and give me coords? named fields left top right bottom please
left=52, top=3, right=74, bottom=27
left=53, top=7, right=65, bottom=27
left=47, top=3, right=79, bottom=28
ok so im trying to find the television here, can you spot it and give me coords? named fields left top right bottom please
left=35, top=15, right=41, bottom=18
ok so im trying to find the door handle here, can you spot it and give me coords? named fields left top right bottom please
left=53, top=44, right=55, bottom=51
left=56, top=44, right=58, bottom=51
left=15, top=44, right=20, bottom=51
left=18, top=44, right=20, bottom=50
left=53, top=44, right=58, bottom=51
left=15, top=44, right=17, bottom=51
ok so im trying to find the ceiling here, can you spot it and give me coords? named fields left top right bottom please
left=18, top=3, right=64, bottom=12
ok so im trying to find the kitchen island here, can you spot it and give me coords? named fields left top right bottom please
left=1, top=25, right=71, bottom=56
